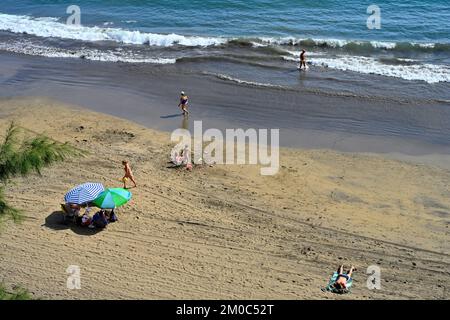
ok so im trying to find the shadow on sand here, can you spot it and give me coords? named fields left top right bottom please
left=43, top=211, right=102, bottom=236
left=160, top=113, right=183, bottom=119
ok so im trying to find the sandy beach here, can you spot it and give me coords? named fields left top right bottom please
left=0, top=96, right=449, bottom=299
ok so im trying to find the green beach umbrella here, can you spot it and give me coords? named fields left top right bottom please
left=93, top=188, right=132, bottom=209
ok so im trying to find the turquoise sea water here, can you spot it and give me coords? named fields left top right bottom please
left=0, top=1, right=449, bottom=85
left=1, top=1, right=450, bottom=152
left=2, top=0, right=449, bottom=42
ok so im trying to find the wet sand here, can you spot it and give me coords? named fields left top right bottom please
left=1, top=51, right=450, bottom=171
left=0, top=97, right=449, bottom=299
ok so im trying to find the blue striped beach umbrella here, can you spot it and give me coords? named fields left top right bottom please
left=64, top=182, right=105, bottom=205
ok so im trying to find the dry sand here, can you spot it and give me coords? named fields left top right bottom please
left=0, top=96, right=449, bottom=299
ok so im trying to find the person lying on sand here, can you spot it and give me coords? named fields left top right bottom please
left=333, top=264, right=355, bottom=290
left=178, top=91, right=189, bottom=116
left=122, top=160, right=137, bottom=189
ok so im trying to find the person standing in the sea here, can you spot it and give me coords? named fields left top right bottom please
left=299, top=49, right=307, bottom=70
left=178, top=91, right=189, bottom=116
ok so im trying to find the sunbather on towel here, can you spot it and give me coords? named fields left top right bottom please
left=334, top=264, right=355, bottom=290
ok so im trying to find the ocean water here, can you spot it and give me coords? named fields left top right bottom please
left=0, top=0, right=449, bottom=86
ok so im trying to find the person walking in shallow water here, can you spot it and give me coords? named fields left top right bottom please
left=178, top=91, right=189, bottom=116
left=299, top=49, right=307, bottom=70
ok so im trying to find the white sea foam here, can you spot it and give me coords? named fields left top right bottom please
left=397, top=58, right=416, bottom=62
left=250, top=41, right=265, bottom=48
left=0, top=12, right=442, bottom=52
left=1, top=13, right=447, bottom=83
left=369, top=41, right=397, bottom=50
left=259, top=37, right=438, bottom=51
left=210, top=73, right=283, bottom=89
left=34, top=17, right=60, bottom=22
left=260, top=37, right=351, bottom=47
left=417, top=43, right=435, bottom=48
left=282, top=56, right=297, bottom=62
left=0, top=41, right=176, bottom=64
left=0, top=13, right=226, bottom=47
left=311, top=55, right=450, bottom=84
left=281, top=50, right=449, bottom=83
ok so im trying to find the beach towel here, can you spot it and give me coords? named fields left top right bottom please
left=322, top=272, right=353, bottom=294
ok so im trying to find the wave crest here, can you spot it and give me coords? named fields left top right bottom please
left=1, top=13, right=449, bottom=54
left=0, top=41, right=176, bottom=64
left=0, top=13, right=225, bottom=47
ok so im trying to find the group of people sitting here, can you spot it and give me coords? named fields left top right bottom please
left=61, top=203, right=117, bottom=229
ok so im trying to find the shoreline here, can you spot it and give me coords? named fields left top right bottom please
left=1, top=51, right=450, bottom=172
left=0, top=96, right=449, bottom=299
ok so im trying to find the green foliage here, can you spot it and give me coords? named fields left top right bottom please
left=0, top=283, right=32, bottom=300
left=0, top=123, right=71, bottom=298
left=0, top=122, right=78, bottom=221
left=0, top=122, right=78, bottom=182
left=0, top=187, right=22, bottom=222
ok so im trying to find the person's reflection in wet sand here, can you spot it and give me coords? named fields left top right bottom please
left=181, top=114, right=189, bottom=131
